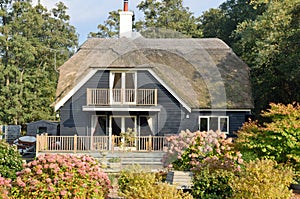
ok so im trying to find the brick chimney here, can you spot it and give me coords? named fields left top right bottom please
left=119, top=0, right=133, bottom=38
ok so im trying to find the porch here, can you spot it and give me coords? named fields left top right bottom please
left=36, top=134, right=167, bottom=154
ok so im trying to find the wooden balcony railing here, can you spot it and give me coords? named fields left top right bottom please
left=36, top=134, right=167, bottom=154
left=87, top=88, right=157, bottom=106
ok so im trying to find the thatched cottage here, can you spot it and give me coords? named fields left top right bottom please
left=52, top=0, right=253, bottom=152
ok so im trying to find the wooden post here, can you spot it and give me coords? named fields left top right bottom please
left=44, top=133, right=48, bottom=151
left=36, top=134, right=40, bottom=156
left=148, top=135, right=152, bottom=151
left=74, top=134, right=77, bottom=154
left=112, top=135, right=115, bottom=152
left=154, top=89, right=157, bottom=106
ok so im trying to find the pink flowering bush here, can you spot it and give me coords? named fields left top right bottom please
left=162, top=130, right=195, bottom=168
left=163, top=130, right=243, bottom=172
left=11, top=154, right=111, bottom=199
left=0, top=175, right=11, bottom=199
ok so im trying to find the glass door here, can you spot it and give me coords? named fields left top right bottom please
left=110, top=72, right=136, bottom=104
left=109, top=116, right=136, bottom=149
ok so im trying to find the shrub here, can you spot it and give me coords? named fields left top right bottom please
left=11, top=154, right=111, bottom=199
left=118, top=165, right=193, bottom=199
left=191, top=167, right=234, bottom=199
left=230, top=159, right=294, bottom=199
left=235, top=103, right=300, bottom=169
left=0, top=140, right=23, bottom=179
left=0, top=175, right=12, bottom=199
left=163, top=130, right=243, bottom=172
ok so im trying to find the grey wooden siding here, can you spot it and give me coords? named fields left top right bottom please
left=59, top=70, right=250, bottom=136
left=60, top=71, right=109, bottom=136
left=137, top=71, right=186, bottom=135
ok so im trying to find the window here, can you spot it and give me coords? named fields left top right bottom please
left=110, top=71, right=137, bottom=104
left=199, top=116, right=229, bottom=133
left=139, top=115, right=157, bottom=136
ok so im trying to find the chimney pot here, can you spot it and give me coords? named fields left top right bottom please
left=124, top=0, right=128, bottom=11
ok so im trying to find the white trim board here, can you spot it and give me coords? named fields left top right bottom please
left=82, top=106, right=161, bottom=112
left=192, top=109, right=251, bottom=112
left=147, top=69, right=191, bottom=112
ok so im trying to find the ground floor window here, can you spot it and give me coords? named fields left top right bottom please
left=199, top=116, right=229, bottom=133
left=139, top=115, right=157, bottom=136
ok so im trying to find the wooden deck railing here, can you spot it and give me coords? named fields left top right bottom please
left=36, top=134, right=167, bottom=154
left=87, top=88, right=157, bottom=106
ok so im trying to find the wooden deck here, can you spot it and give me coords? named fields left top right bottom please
left=36, top=134, right=167, bottom=155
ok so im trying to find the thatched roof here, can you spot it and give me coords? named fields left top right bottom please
left=55, top=37, right=253, bottom=111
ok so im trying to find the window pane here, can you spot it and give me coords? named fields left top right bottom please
left=113, top=73, right=122, bottom=89
left=125, top=73, right=135, bottom=89
left=200, top=118, right=208, bottom=132
left=220, top=117, right=228, bottom=132
left=124, top=117, right=135, bottom=132
left=140, top=116, right=155, bottom=136
left=94, top=116, right=107, bottom=136
left=112, top=117, right=122, bottom=136
left=209, top=117, right=218, bottom=131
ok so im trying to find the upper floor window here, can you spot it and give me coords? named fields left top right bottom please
left=110, top=71, right=137, bottom=104
left=110, top=71, right=136, bottom=90
left=199, top=116, right=229, bottom=133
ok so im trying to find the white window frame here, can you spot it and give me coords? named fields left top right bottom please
left=109, top=116, right=137, bottom=150
left=109, top=71, right=137, bottom=105
left=198, top=116, right=229, bottom=133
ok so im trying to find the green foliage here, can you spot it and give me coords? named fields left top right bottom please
left=235, top=103, right=300, bottom=170
left=235, top=0, right=300, bottom=113
left=11, top=154, right=111, bottom=199
left=118, top=165, right=193, bottom=199
left=0, top=0, right=78, bottom=125
left=192, top=167, right=234, bottom=199
left=200, top=0, right=265, bottom=47
left=230, top=159, right=293, bottom=199
left=0, top=140, right=23, bottom=180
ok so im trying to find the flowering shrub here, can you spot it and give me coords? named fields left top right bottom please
left=163, top=130, right=243, bottom=172
left=162, top=130, right=195, bottom=168
left=11, top=154, right=111, bottom=199
left=0, top=140, right=23, bottom=179
left=0, top=175, right=11, bottom=199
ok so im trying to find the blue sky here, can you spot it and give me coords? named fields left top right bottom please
left=34, top=0, right=225, bottom=45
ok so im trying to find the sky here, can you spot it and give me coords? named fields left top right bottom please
left=33, top=0, right=226, bottom=45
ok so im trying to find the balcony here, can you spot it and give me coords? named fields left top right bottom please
left=87, top=88, right=157, bottom=106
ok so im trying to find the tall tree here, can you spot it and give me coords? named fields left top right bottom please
left=235, top=0, right=300, bottom=114
left=0, top=0, right=78, bottom=125
left=90, top=0, right=202, bottom=38
left=200, top=0, right=265, bottom=47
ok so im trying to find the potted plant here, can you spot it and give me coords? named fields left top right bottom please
left=120, top=128, right=137, bottom=150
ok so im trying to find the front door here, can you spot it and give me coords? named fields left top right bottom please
left=109, top=116, right=136, bottom=149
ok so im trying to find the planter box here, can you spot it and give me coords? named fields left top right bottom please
left=291, top=183, right=300, bottom=190
left=166, top=171, right=193, bottom=189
